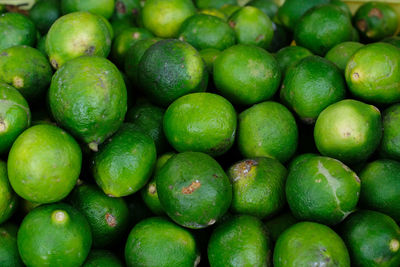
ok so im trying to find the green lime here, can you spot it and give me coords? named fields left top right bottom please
left=274, top=222, right=350, bottom=267
left=8, top=124, right=81, bottom=203
left=83, top=250, right=123, bottom=267
left=330, top=0, right=352, bottom=18
left=280, top=55, right=346, bottom=123
left=345, top=42, right=400, bottom=104
left=163, top=93, right=237, bottom=156
left=0, top=223, right=23, bottom=267
left=138, top=39, right=208, bottom=107
left=49, top=56, right=127, bottom=151
left=294, top=4, right=353, bottom=56
left=288, top=153, right=318, bottom=171
left=195, top=0, right=235, bottom=9
left=36, top=34, right=47, bottom=55
left=111, top=27, right=154, bottom=66
left=111, top=0, right=141, bottom=21
left=93, top=123, right=156, bottom=197
left=0, top=45, right=52, bottom=100
left=229, top=6, right=274, bottom=49
left=380, top=104, right=400, bottom=160
left=141, top=0, right=196, bottom=38
left=340, top=210, right=400, bottom=267
left=264, top=212, right=298, bottom=243
left=198, top=8, right=227, bottom=20
left=125, top=217, right=200, bottom=267
left=354, top=2, right=398, bottom=42
left=208, top=215, right=271, bottom=267
left=199, top=48, right=221, bottom=74
left=325, top=41, right=364, bottom=72
left=17, top=203, right=92, bottom=267
left=0, top=161, right=18, bottom=224
left=238, top=101, right=298, bottom=163
left=29, top=0, right=61, bottom=34
left=314, top=99, right=382, bottom=164
left=156, top=152, right=232, bottom=229
left=69, top=184, right=130, bottom=248
left=0, top=13, right=37, bottom=51
left=267, top=22, right=293, bottom=53
left=0, top=82, right=30, bottom=154
left=359, top=160, right=400, bottom=222
left=228, top=157, right=287, bottom=218
left=125, top=100, right=167, bottom=153
left=220, top=4, right=241, bottom=17
left=141, top=152, right=175, bottom=215
left=213, top=44, right=281, bottom=105
left=61, top=0, right=115, bottom=19
left=276, top=0, right=330, bottom=31
left=383, top=36, right=400, bottom=48
left=46, top=12, right=112, bottom=69
left=178, top=14, right=235, bottom=51
left=286, top=155, right=360, bottom=225
left=274, top=45, right=312, bottom=75
left=124, top=37, right=161, bottom=85
left=111, top=16, right=136, bottom=37
left=247, top=0, right=278, bottom=18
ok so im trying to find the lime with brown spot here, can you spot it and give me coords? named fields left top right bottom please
left=17, top=203, right=92, bottom=267
left=325, top=41, right=364, bottom=72
left=141, top=152, right=175, bottom=215
left=238, top=101, right=298, bottom=163
left=228, top=6, right=274, bottom=49
left=0, top=46, right=52, bottom=101
left=141, top=0, right=196, bottom=38
left=276, top=0, right=330, bottom=31
left=163, top=92, right=237, bottom=157
left=340, top=210, right=400, bottom=267
left=208, top=215, right=271, bottom=267
left=111, top=0, right=141, bottom=21
left=125, top=217, right=200, bottom=267
left=93, top=123, right=156, bottom=197
left=280, top=55, right=346, bottom=124
left=228, top=157, right=287, bottom=219
left=294, top=4, right=353, bottom=56
left=0, top=83, right=30, bottom=155
left=380, top=104, right=400, bottom=160
left=358, top=160, right=400, bottom=222
left=46, top=12, right=112, bottom=69
left=69, top=184, right=130, bottom=248
left=274, top=222, right=350, bottom=267
left=8, top=124, right=82, bottom=204
left=0, top=13, right=37, bottom=51
left=345, top=42, right=400, bottom=104
left=213, top=44, right=281, bottom=105
left=0, top=160, right=18, bottom=224
left=274, top=46, right=312, bottom=75
left=156, top=152, right=232, bottom=229
left=49, top=56, right=127, bottom=151
left=83, top=250, right=123, bottom=267
left=286, top=155, right=360, bottom=225
left=354, top=2, right=398, bottom=42
left=138, top=39, right=208, bottom=107
left=178, top=14, right=236, bottom=51
left=61, top=0, right=115, bottom=19
left=314, top=99, right=382, bottom=164
left=111, top=27, right=154, bottom=66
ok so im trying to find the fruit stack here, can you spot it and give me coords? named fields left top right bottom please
left=1, top=0, right=400, bottom=266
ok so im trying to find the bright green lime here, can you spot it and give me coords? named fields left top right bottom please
left=325, top=41, right=364, bottom=72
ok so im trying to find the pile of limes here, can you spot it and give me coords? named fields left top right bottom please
left=1, top=0, right=400, bottom=266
